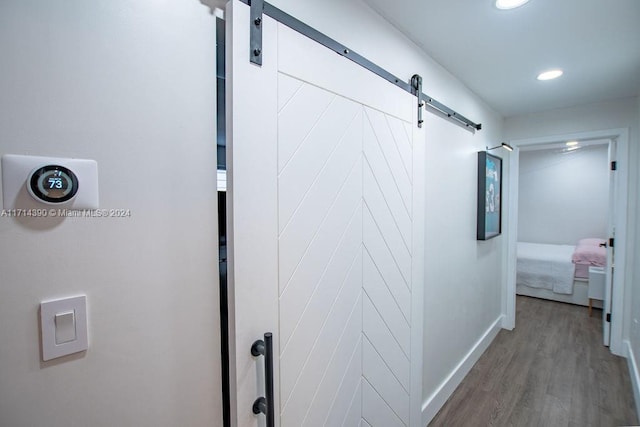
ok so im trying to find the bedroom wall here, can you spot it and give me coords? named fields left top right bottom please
left=0, top=1, right=222, bottom=426
left=518, top=144, right=609, bottom=245
left=264, top=0, right=505, bottom=423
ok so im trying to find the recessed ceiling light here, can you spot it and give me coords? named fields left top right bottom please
left=537, top=69, right=564, bottom=81
left=566, top=141, right=579, bottom=146
left=495, top=0, right=530, bottom=10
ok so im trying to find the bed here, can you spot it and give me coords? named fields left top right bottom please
left=516, top=239, right=606, bottom=307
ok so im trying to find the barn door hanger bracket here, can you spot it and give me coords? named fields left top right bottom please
left=411, top=74, right=424, bottom=128
left=250, top=0, right=264, bottom=65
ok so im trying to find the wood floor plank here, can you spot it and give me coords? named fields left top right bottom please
left=538, top=394, right=569, bottom=427
left=428, top=296, right=638, bottom=427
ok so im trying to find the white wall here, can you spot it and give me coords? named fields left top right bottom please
left=518, top=144, right=609, bottom=244
left=629, top=97, right=640, bottom=414
left=265, top=0, right=505, bottom=423
left=0, top=1, right=222, bottom=426
left=422, top=111, right=505, bottom=420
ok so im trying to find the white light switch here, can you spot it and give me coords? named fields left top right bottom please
left=55, top=311, right=76, bottom=344
left=40, top=296, right=88, bottom=361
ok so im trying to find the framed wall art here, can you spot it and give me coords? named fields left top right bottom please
left=477, top=151, right=502, bottom=240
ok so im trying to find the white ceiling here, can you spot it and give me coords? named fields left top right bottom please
left=362, top=0, right=640, bottom=117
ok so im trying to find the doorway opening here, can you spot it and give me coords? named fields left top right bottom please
left=215, top=15, right=230, bottom=427
left=505, top=128, right=629, bottom=356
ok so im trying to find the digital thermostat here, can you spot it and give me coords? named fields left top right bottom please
left=1, top=154, right=99, bottom=210
left=28, top=165, right=79, bottom=204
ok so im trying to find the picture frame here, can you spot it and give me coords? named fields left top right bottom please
left=477, top=151, right=502, bottom=240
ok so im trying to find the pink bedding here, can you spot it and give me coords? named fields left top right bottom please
left=572, top=239, right=607, bottom=267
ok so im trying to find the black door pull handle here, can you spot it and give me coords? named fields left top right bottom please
left=251, top=332, right=274, bottom=427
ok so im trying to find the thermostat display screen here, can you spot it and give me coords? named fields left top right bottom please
left=29, top=165, right=79, bottom=203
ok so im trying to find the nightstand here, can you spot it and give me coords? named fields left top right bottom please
left=588, top=266, right=605, bottom=316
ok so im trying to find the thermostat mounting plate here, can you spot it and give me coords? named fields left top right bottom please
left=1, top=154, right=98, bottom=210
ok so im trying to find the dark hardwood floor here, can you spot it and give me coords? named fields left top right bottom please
left=429, top=296, right=638, bottom=427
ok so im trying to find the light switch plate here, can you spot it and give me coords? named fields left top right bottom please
left=2, top=154, right=99, bottom=210
left=40, top=296, right=88, bottom=361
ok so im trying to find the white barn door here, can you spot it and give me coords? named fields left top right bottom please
left=226, top=2, right=425, bottom=426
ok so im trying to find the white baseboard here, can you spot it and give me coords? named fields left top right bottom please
left=421, top=315, right=504, bottom=426
left=624, top=340, right=640, bottom=422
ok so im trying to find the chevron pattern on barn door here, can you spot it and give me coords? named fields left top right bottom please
left=362, top=106, right=413, bottom=427
left=276, top=73, right=413, bottom=427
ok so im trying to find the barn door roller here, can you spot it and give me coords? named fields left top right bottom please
left=411, top=74, right=424, bottom=128
left=243, top=0, right=481, bottom=131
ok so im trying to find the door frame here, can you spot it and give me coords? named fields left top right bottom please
left=504, top=127, right=629, bottom=356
